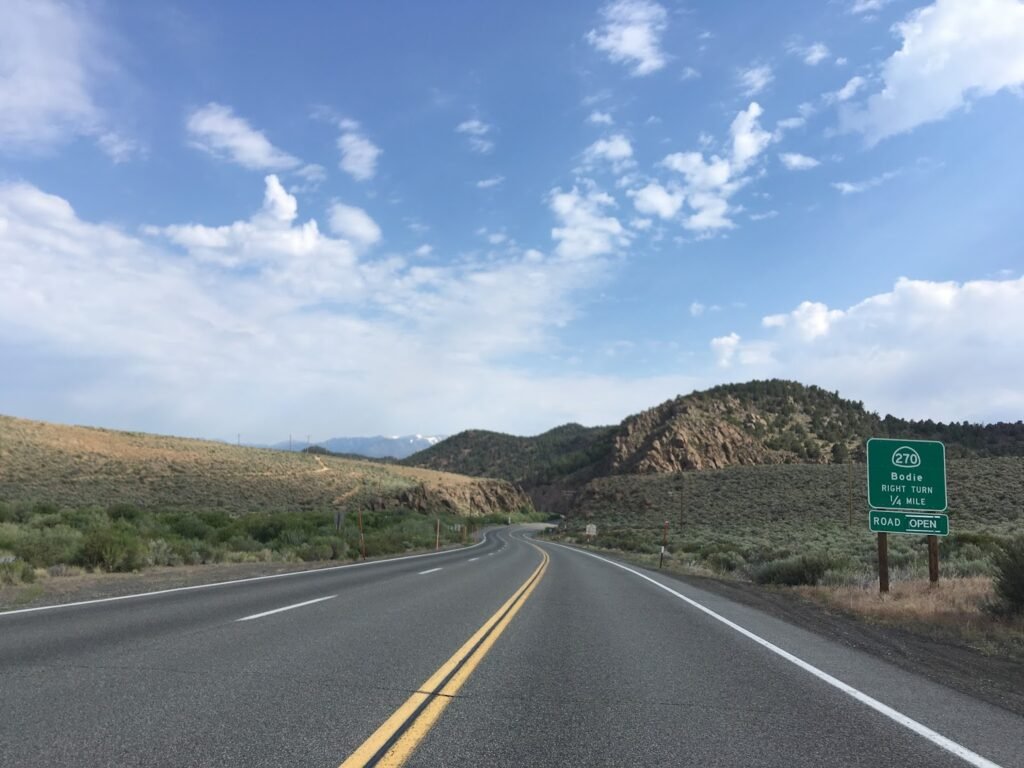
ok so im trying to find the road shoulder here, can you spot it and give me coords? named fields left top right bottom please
left=554, top=542, right=1024, bottom=718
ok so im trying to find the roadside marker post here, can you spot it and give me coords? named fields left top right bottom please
left=435, top=517, right=441, bottom=551
left=659, top=520, right=668, bottom=569
left=877, top=532, right=890, bottom=594
left=866, top=438, right=949, bottom=592
left=928, top=535, right=940, bottom=584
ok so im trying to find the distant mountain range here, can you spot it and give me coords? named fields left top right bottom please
left=271, top=434, right=446, bottom=460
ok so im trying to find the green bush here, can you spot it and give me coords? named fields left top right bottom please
left=59, top=506, right=109, bottom=530
left=0, top=522, right=20, bottom=553
left=0, top=500, right=475, bottom=573
left=108, top=503, right=143, bottom=522
left=13, top=525, right=83, bottom=567
left=167, top=514, right=213, bottom=541
left=753, top=553, right=834, bottom=586
left=224, top=535, right=264, bottom=553
left=147, top=538, right=181, bottom=567
left=991, top=537, right=1024, bottom=615
left=0, top=557, right=37, bottom=585
left=703, top=550, right=745, bottom=573
left=79, top=525, right=146, bottom=572
left=296, top=538, right=336, bottom=561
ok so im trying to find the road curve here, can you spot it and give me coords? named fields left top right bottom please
left=1, top=527, right=1020, bottom=767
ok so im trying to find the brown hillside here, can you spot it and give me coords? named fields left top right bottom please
left=0, top=415, right=529, bottom=518
left=611, top=395, right=776, bottom=473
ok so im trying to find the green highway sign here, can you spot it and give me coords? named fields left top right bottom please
left=869, top=511, right=949, bottom=536
left=866, top=438, right=947, bottom=512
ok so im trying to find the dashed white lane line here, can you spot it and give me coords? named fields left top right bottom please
left=236, top=595, right=336, bottom=622
left=1, top=534, right=492, bottom=617
left=418, top=568, right=443, bottom=575
left=468, top=557, right=480, bottom=562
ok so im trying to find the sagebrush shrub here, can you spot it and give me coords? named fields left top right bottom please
left=753, top=553, right=834, bottom=586
left=79, top=525, right=145, bottom=572
left=992, top=537, right=1024, bottom=615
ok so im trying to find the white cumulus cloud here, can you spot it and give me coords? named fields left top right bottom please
left=0, top=177, right=654, bottom=439
left=187, top=103, right=300, bottom=171
left=737, top=65, right=774, bottom=96
left=630, top=182, right=684, bottom=219
left=831, top=169, right=900, bottom=194
left=583, top=134, right=635, bottom=171
left=850, top=0, right=890, bottom=13
left=828, top=75, right=867, bottom=104
left=779, top=153, right=820, bottom=170
left=0, top=0, right=136, bottom=159
left=338, top=121, right=382, bottom=181
left=661, top=102, right=774, bottom=232
left=456, top=119, right=495, bottom=154
left=841, top=0, right=1024, bottom=143
left=586, top=0, right=669, bottom=76
left=708, top=276, right=1024, bottom=422
left=711, top=333, right=741, bottom=367
left=328, top=203, right=382, bottom=247
left=549, top=185, right=630, bottom=259
left=762, top=301, right=843, bottom=340
left=791, top=42, right=830, bottom=65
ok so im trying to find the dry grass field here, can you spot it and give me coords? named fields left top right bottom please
left=0, top=414, right=523, bottom=518
left=547, top=458, right=1024, bottom=653
left=565, top=459, right=1023, bottom=579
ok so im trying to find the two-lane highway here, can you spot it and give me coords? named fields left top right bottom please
left=1, top=527, right=1021, bottom=767
left=0, top=529, right=532, bottom=767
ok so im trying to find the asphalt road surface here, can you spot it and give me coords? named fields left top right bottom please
left=1, top=527, right=1021, bottom=767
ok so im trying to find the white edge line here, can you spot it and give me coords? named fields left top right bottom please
left=236, top=595, right=336, bottom=622
left=541, top=541, right=1002, bottom=768
left=0, top=534, right=491, bottom=618
left=418, top=567, right=443, bottom=575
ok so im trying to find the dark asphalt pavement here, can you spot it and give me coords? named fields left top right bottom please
left=1, top=527, right=1020, bottom=767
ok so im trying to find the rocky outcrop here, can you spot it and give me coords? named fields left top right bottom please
left=610, top=394, right=788, bottom=474
left=393, top=479, right=530, bottom=518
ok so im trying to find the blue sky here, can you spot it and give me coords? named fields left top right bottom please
left=1, top=0, right=1023, bottom=442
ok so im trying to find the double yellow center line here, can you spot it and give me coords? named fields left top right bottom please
left=339, top=544, right=550, bottom=768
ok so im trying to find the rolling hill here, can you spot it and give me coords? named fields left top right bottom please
left=406, top=380, right=1024, bottom=513
left=0, top=415, right=528, bottom=518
